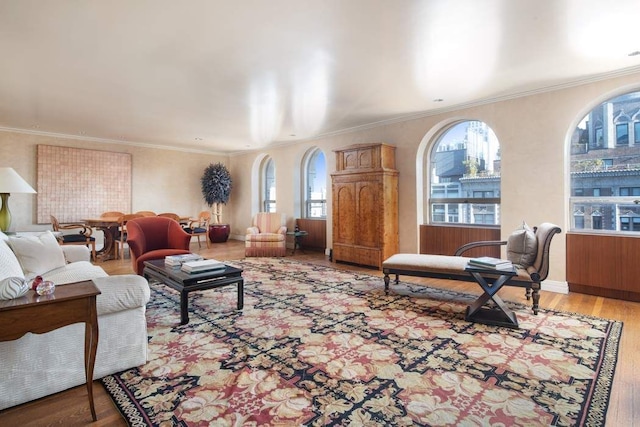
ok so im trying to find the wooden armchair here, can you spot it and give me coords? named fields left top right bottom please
left=50, top=215, right=96, bottom=261
left=245, top=212, right=287, bottom=257
left=183, top=211, right=211, bottom=248
left=157, top=212, right=181, bottom=221
left=115, top=213, right=143, bottom=259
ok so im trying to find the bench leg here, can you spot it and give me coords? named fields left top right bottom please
left=525, top=287, right=531, bottom=300
left=383, top=273, right=390, bottom=294
left=531, top=283, right=540, bottom=315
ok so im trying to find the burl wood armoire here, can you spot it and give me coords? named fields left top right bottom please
left=331, top=143, right=399, bottom=269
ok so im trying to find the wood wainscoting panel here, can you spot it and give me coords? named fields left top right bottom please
left=295, top=218, right=326, bottom=251
left=420, top=224, right=501, bottom=257
left=567, top=233, right=640, bottom=301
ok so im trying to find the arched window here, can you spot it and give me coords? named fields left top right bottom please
left=570, top=90, right=640, bottom=233
left=304, top=148, right=326, bottom=218
left=428, top=120, right=501, bottom=225
left=262, top=157, right=276, bottom=212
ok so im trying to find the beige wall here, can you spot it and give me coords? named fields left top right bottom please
left=229, top=71, right=640, bottom=284
left=3, top=71, right=640, bottom=285
left=0, top=132, right=228, bottom=234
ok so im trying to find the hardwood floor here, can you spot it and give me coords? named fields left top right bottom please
left=1, top=239, right=638, bottom=426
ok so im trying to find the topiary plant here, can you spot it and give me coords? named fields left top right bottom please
left=201, top=162, right=232, bottom=224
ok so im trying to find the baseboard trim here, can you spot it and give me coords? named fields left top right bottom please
left=541, top=280, right=568, bottom=294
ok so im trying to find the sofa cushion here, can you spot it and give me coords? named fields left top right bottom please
left=42, top=261, right=108, bottom=285
left=7, top=231, right=66, bottom=280
left=506, top=222, right=538, bottom=268
left=0, top=239, right=24, bottom=281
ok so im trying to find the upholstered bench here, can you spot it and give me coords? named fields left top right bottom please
left=382, top=223, right=561, bottom=315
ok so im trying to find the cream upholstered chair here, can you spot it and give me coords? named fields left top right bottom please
left=245, top=212, right=287, bottom=257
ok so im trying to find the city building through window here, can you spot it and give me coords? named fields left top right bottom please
left=429, top=120, right=501, bottom=225
left=304, top=148, right=327, bottom=218
left=570, top=90, right=640, bottom=233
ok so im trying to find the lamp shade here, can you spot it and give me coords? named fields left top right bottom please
left=0, top=168, right=36, bottom=231
left=0, top=168, right=36, bottom=193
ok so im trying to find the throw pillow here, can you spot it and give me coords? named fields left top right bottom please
left=7, top=231, right=66, bottom=280
left=506, top=222, right=538, bottom=268
left=0, top=239, right=25, bottom=281
left=0, top=276, right=29, bottom=300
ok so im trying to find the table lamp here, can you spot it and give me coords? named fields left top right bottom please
left=0, top=167, right=37, bottom=232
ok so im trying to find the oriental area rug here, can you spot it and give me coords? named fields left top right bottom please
left=102, top=258, right=622, bottom=427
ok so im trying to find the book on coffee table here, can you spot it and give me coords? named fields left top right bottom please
left=181, top=259, right=226, bottom=274
left=468, top=256, right=513, bottom=270
left=165, top=253, right=203, bottom=267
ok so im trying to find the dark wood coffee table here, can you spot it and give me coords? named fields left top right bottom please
left=143, top=259, right=244, bottom=325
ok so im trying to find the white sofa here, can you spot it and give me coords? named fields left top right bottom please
left=0, top=231, right=150, bottom=410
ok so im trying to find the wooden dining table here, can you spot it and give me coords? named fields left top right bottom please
left=82, top=216, right=121, bottom=261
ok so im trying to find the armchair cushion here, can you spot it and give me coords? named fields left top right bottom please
left=506, top=222, right=538, bottom=268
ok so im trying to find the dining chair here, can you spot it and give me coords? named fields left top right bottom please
left=50, top=215, right=97, bottom=261
left=157, top=212, right=181, bottom=221
left=116, top=213, right=143, bottom=259
left=134, top=211, right=156, bottom=217
left=100, top=211, right=125, bottom=218
left=183, top=211, right=211, bottom=248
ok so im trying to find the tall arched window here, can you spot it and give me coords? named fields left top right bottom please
left=570, top=90, right=640, bottom=233
left=428, top=120, right=501, bottom=225
left=262, top=157, right=276, bottom=212
left=304, top=148, right=326, bottom=218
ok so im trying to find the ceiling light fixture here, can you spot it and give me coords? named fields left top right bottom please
left=433, top=98, right=444, bottom=102
left=194, top=137, right=203, bottom=141
left=628, top=51, right=640, bottom=57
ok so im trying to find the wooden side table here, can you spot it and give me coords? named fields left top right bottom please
left=0, top=281, right=101, bottom=421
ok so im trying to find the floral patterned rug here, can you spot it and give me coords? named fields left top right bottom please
left=102, top=258, right=622, bottom=426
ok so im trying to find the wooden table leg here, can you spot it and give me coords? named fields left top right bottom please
left=180, top=290, right=190, bottom=325
left=237, top=279, right=244, bottom=310
left=84, top=296, right=99, bottom=421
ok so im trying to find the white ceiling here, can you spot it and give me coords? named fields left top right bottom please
left=2, top=1, right=640, bottom=154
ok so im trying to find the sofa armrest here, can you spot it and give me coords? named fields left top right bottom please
left=246, top=226, right=259, bottom=235
left=92, top=275, right=150, bottom=316
left=277, top=226, right=287, bottom=235
left=62, top=245, right=91, bottom=263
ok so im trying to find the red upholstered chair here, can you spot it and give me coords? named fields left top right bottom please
left=126, top=216, right=192, bottom=275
